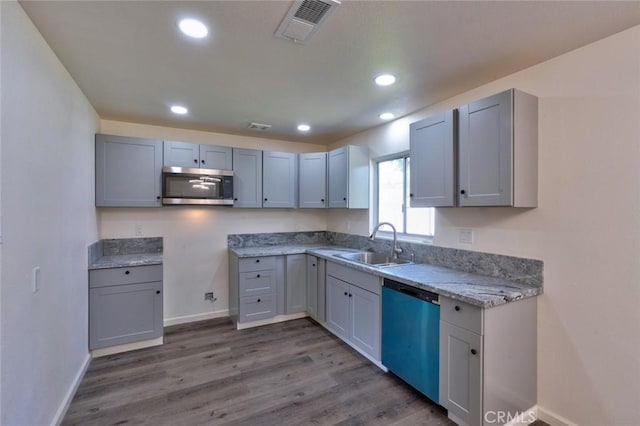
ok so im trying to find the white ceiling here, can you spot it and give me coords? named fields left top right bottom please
left=20, top=0, right=640, bottom=144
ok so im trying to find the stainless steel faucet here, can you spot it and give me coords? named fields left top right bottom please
left=369, top=222, right=403, bottom=259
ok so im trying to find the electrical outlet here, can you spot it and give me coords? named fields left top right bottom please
left=459, top=229, right=474, bottom=244
left=134, top=224, right=143, bottom=236
left=33, top=266, right=41, bottom=293
left=204, top=292, right=215, bottom=301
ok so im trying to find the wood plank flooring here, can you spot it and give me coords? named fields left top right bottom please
left=64, top=317, right=454, bottom=426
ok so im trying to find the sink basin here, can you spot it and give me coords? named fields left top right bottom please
left=334, top=252, right=412, bottom=268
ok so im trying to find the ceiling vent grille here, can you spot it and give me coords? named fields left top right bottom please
left=275, top=0, right=341, bottom=45
left=248, top=122, right=272, bottom=131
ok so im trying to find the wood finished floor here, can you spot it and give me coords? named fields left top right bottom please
left=64, top=317, right=454, bottom=426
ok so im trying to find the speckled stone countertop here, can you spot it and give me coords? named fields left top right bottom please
left=89, top=237, right=163, bottom=270
left=230, top=245, right=542, bottom=308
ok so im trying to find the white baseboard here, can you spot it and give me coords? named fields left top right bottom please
left=503, top=406, right=539, bottom=426
left=52, top=353, right=90, bottom=426
left=164, top=309, right=230, bottom=327
left=537, top=405, right=578, bottom=426
left=236, top=312, right=308, bottom=330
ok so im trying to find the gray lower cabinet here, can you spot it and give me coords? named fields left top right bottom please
left=164, top=141, right=232, bottom=170
left=439, top=297, right=537, bottom=426
left=95, top=134, right=163, bottom=207
left=263, top=151, right=298, bottom=208
left=326, top=262, right=380, bottom=360
left=409, top=110, right=457, bottom=207
left=237, top=256, right=278, bottom=323
left=285, top=254, right=307, bottom=313
left=458, top=89, right=538, bottom=207
left=232, top=148, right=263, bottom=208
left=89, top=264, right=163, bottom=350
left=299, top=152, right=327, bottom=208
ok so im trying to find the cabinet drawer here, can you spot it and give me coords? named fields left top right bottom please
left=441, top=297, right=483, bottom=335
left=238, top=256, right=276, bottom=272
left=89, top=264, right=163, bottom=288
left=239, top=270, right=276, bottom=296
left=239, top=294, right=275, bottom=322
left=327, top=261, right=381, bottom=295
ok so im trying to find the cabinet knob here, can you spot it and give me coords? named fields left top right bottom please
left=409, top=193, right=414, bottom=197
left=454, top=305, right=460, bottom=311
left=194, top=159, right=198, bottom=164
left=257, top=298, right=261, bottom=303
left=312, top=263, right=316, bottom=267
left=321, top=199, right=325, bottom=203
left=201, top=160, right=205, bottom=164
left=156, top=196, right=161, bottom=200
left=256, top=274, right=261, bottom=278
left=156, top=290, right=161, bottom=295
left=125, top=270, right=130, bottom=275
left=344, top=292, right=348, bottom=296
left=349, top=293, right=352, bottom=298
left=264, top=198, right=268, bottom=202
left=256, top=259, right=260, bottom=263
left=470, top=349, right=477, bottom=355
left=234, top=198, right=238, bottom=201
left=343, top=197, right=347, bottom=201
left=460, top=190, right=466, bottom=195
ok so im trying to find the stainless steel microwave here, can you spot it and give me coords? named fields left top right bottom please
left=162, top=166, right=234, bottom=206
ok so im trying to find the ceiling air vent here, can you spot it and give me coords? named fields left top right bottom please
left=248, top=122, right=272, bottom=131
left=275, top=0, right=341, bottom=45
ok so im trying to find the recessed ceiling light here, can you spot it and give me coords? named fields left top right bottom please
left=374, top=74, right=396, bottom=86
left=379, top=112, right=395, bottom=120
left=297, top=124, right=311, bottom=132
left=170, top=105, right=188, bottom=115
left=178, top=18, right=208, bottom=39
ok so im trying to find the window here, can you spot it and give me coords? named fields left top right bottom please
left=376, top=154, right=434, bottom=239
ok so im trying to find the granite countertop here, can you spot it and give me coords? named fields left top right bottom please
left=89, top=253, right=163, bottom=270
left=230, top=245, right=542, bottom=308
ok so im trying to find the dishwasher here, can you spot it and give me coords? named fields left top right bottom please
left=382, top=278, right=440, bottom=403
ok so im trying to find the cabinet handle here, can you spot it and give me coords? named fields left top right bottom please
left=194, top=159, right=198, bottom=164
left=156, top=290, right=161, bottom=295
left=470, top=349, right=477, bottom=355
left=256, top=274, right=261, bottom=278
left=454, top=305, right=460, bottom=311
left=125, top=270, right=130, bottom=275
left=460, top=190, right=466, bottom=195
left=257, top=298, right=261, bottom=303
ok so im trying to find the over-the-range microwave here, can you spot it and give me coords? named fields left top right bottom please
left=162, top=166, right=234, bottom=206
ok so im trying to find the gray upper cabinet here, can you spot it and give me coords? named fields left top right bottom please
left=328, top=145, right=369, bottom=209
left=263, top=151, right=298, bottom=208
left=410, top=110, right=457, bottom=207
left=232, top=148, right=263, bottom=208
left=298, top=152, right=327, bottom=208
left=458, top=89, right=538, bottom=207
left=95, top=134, right=163, bottom=207
left=285, top=254, right=307, bottom=314
left=164, top=141, right=232, bottom=170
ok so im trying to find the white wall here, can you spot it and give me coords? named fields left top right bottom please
left=98, top=121, right=328, bottom=324
left=328, top=26, right=640, bottom=426
left=0, top=2, right=100, bottom=425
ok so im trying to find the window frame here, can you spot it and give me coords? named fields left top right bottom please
left=373, top=151, right=434, bottom=243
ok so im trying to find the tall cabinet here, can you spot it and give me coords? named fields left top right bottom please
left=328, top=145, right=369, bottom=209
left=458, top=89, right=538, bottom=207
left=409, top=110, right=457, bottom=207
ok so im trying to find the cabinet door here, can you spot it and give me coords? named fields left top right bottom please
left=306, top=255, right=318, bottom=317
left=263, top=151, right=298, bottom=208
left=285, top=254, right=307, bottom=314
left=349, top=284, right=380, bottom=360
left=410, top=111, right=456, bottom=207
left=328, top=146, right=348, bottom=208
left=326, top=276, right=350, bottom=339
left=200, top=145, right=232, bottom=170
left=89, top=281, right=163, bottom=349
left=232, top=148, right=263, bottom=208
left=163, top=141, right=199, bottom=168
left=439, top=321, right=483, bottom=426
left=459, top=90, right=513, bottom=207
left=96, top=134, right=163, bottom=207
left=299, top=152, right=327, bottom=208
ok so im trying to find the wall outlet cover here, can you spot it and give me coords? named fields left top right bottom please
left=459, top=229, right=473, bottom=244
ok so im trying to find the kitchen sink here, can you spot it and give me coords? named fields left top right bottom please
left=334, top=252, right=412, bottom=268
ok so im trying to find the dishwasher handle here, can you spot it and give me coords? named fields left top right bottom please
left=384, top=279, right=439, bottom=305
